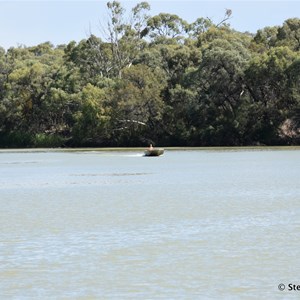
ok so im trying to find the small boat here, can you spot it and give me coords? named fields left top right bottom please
left=144, top=148, right=164, bottom=157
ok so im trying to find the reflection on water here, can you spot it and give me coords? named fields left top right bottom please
left=1, top=149, right=300, bottom=299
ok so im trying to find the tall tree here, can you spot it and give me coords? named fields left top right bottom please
left=105, top=1, right=150, bottom=77
left=277, top=18, right=300, bottom=51
left=147, top=13, right=188, bottom=44
left=245, top=46, right=297, bottom=144
left=109, top=64, right=166, bottom=145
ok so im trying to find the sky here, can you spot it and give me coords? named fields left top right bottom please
left=0, top=0, right=299, bottom=49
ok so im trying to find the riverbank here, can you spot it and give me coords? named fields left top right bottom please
left=1, top=145, right=300, bottom=153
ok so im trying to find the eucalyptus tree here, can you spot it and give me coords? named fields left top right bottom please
left=146, top=13, right=189, bottom=44
left=286, top=57, right=300, bottom=107
left=189, top=28, right=252, bottom=145
left=72, top=83, right=112, bottom=145
left=187, top=17, right=213, bottom=39
left=64, top=1, right=151, bottom=82
left=108, top=64, right=167, bottom=145
left=0, top=44, right=74, bottom=145
left=104, top=1, right=151, bottom=78
left=0, top=47, right=8, bottom=100
left=253, top=26, right=279, bottom=51
left=150, top=43, right=201, bottom=144
left=245, top=46, right=298, bottom=144
left=0, top=47, right=8, bottom=134
left=1, top=47, right=35, bottom=134
left=64, top=36, right=116, bottom=84
left=276, top=54, right=300, bottom=143
left=277, top=18, right=300, bottom=51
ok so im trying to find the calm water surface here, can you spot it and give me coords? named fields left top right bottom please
left=1, top=149, right=300, bottom=299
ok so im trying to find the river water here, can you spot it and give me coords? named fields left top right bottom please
left=0, top=148, right=300, bottom=299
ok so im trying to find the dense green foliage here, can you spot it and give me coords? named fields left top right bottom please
left=1, top=2, right=300, bottom=147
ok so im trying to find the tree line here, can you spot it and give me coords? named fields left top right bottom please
left=1, top=1, right=300, bottom=147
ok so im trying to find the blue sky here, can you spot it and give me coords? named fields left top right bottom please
left=0, top=1, right=299, bottom=49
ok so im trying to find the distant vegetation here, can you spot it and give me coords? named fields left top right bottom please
left=1, top=1, right=300, bottom=147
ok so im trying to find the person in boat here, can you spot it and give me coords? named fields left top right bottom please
left=149, top=144, right=153, bottom=150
